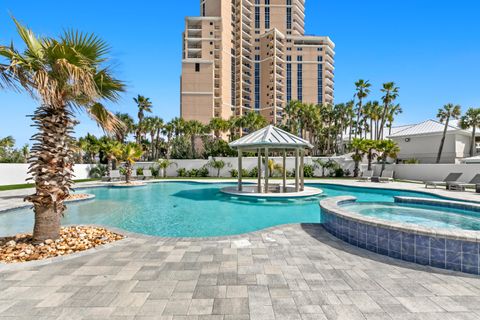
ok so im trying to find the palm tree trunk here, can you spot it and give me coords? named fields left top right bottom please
left=470, top=127, right=476, bottom=157
left=26, top=105, right=74, bottom=243
left=191, top=136, right=196, bottom=158
left=436, top=119, right=449, bottom=163
left=125, top=163, right=131, bottom=183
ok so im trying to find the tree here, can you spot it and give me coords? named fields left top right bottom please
left=207, top=158, right=231, bottom=177
left=184, top=120, right=205, bottom=158
left=78, top=134, right=100, bottom=163
left=240, top=112, right=268, bottom=133
left=378, top=82, right=399, bottom=140
left=133, top=95, right=152, bottom=143
left=351, top=138, right=368, bottom=177
left=436, top=103, right=461, bottom=163
left=208, top=117, right=230, bottom=140
left=114, top=112, right=135, bottom=143
left=377, top=140, right=400, bottom=174
left=459, top=107, right=480, bottom=157
left=162, top=122, right=175, bottom=159
left=0, top=18, right=124, bottom=242
left=119, top=143, right=143, bottom=183
left=157, top=159, right=177, bottom=178
left=99, top=137, right=122, bottom=176
left=354, top=80, right=371, bottom=139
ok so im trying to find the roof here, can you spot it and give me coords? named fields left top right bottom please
left=387, top=119, right=469, bottom=138
left=229, top=125, right=313, bottom=150
left=461, top=156, right=480, bottom=164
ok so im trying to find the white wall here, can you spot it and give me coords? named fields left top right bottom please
left=386, top=164, right=480, bottom=183
left=0, top=164, right=94, bottom=185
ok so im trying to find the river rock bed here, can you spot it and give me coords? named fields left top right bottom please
left=0, top=226, right=124, bottom=264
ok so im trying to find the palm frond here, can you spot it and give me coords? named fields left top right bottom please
left=12, top=17, right=43, bottom=60
left=61, top=30, right=110, bottom=63
left=87, top=102, right=126, bottom=135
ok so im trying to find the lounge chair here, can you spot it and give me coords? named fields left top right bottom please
left=143, top=169, right=153, bottom=180
left=378, top=170, right=394, bottom=182
left=447, top=174, right=480, bottom=191
left=104, top=170, right=121, bottom=182
left=358, top=170, right=374, bottom=182
left=424, top=173, right=463, bottom=189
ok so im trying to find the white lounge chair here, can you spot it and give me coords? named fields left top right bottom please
left=105, top=170, right=121, bottom=182
left=358, top=170, right=374, bottom=182
left=378, top=170, right=394, bottom=182
left=424, top=173, right=462, bottom=189
left=447, top=174, right=480, bottom=191
left=143, top=169, right=153, bottom=180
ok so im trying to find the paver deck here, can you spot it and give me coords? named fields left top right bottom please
left=1, top=224, right=480, bottom=320
left=2, top=180, right=480, bottom=319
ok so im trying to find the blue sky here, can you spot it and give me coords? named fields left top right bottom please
left=0, top=0, right=479, bottom=146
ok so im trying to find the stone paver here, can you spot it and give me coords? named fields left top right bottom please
left=0, top=224, right=480, bottom=319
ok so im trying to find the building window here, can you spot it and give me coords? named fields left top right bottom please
left=317, top=56, right=323, bottom=62
left=287, top=0, right=291, bottom=4
left=286, top=7, right=292, bottom=29
left=317, top=47, right=323, bottom=51
left=231, top=52, right=236, bottom=106
left=297, top=47, right=303, bottom=51
left=287, top=62, right=292, bottom=102
left=297, top=57, right=303, bottom=101
left=202, top=3, right=206, bottom=16
left=255, top=6, right=260, bottom=29
left=195, top=63, right=200, bottom=72
left=255, top=55, right=261, bottom=110
left=265, top=2, right=270, bottom=29
left=318, top=64, right=323, bottom=104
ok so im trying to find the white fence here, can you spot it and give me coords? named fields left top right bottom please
left=0, top=164, right=95, bottom=185
left=1, top=160, right=480, bottom=186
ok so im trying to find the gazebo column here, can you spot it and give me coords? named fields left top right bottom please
left=257, top=149, right=262, bottom=193
left=300, top=149, right=305, bottom=191
left=295, top=149, right=300, bottom=192
left=238, top=149, right=243, bottom=191
left=282, top=149, right=287, bottom=193
left=264, top=148, right=269, bottom=193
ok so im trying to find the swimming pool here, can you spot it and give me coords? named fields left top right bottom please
left=0, top=182, right=446, bottom=237
left=343, top=202, right=480, bottom=231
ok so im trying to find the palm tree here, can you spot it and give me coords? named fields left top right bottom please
left=377, top=140, right=400, bottom=174
left=436, top=103, right=462, bottom=163
left=240, top=112, right=268, bottom=133
left=386, top=104, right=402, bottom=136
left=378, top=82, right=399, bottom=140
left=119, top=143, right=143, bottom=183
left=171, top=117, right=186, bottom=136
left=208, top=117, right=230, bottom=140
left=0, top=18, right=124, bottom=242
left=184, top=120, right=205, bottom=158
left=157, top=159, right=177, bottom=178
left=99, top=138, right=122, bottom=176
left=354, top=80, right=371, bottom=139
left=115, top=112, right=135, bottom=143
left=133, top=95, right=152, bottom=143
left=351, top=138, right=366, bottom=177
left=78, top=134, right=100, bottom=164
left=459, top=107, right=480, bottom=157
left=162, top=122, right=175, bottom=159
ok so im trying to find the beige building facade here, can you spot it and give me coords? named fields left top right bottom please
left=180, top=0, right=335, bottom=125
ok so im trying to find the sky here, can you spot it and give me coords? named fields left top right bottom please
left=0, top=0, right=479, bottom=146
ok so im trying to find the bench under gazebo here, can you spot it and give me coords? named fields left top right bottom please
left=221, top=125, right=322, bottom=198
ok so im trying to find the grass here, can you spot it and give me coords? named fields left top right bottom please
left=0, top=179, right=100, bottom=191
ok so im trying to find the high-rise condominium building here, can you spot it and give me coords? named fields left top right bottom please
left=180, top=0, right=335, bottom=125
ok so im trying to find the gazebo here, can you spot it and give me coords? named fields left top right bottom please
left=226, top=125, right=320, bottom=196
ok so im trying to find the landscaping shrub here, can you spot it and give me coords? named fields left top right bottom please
left=334, top=168, right=345, bottom=177
left=249, top=167, right=258, bottom=177
left=303, top=164, right=314, bottom=178
left=136, top=167, right=144, bottom=176
left=230, top=169, right=238, bottom=178
left=89, top=164, right=107, bottom=178
left=177, top=168, right=187, bottom=177
left=149, top=166, right=160, bottom=177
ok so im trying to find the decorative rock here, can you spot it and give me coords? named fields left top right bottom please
left=0, top=226, right=123, bottom=264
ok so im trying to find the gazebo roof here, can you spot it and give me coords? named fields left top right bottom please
left=229, top=125, right=313, bottom=150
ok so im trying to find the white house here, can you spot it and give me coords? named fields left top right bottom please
left=387, top=119, right=479, bottom=164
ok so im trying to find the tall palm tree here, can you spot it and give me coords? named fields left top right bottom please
left=99, top=137, right=122, bottom=175
left=115, top=112, right=135, bottom=143
left=152, top=116, right=164, bottom=160
left=208, top=117, right=230, bottom=140
left=171, top=117, right=186, bottom=136
left=459, top=107, right=480, bottom=157
left=377, top=140, right=400, bottom=174
left=378, top=82, right=399, bottom=140
left=436, top=103, right=461, bottom=163
left=184, top=120, right=205, bottom=158
left=241, top=112, right=268, bottom=133
left=162, top=122, right=175, bottom=159
left=0, top=18, right=124, bottom=242
left=78, top=134, right=101, bottom=163
left=354, top=80, right=371, bottom=139
left=386, top=103, right=402, bottom=136
left=133, top=95, right=152, bottom=143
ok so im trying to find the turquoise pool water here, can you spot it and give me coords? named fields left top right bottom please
left=343, top=202, right=480, bottom=231
left=0, top=182, right=446, bottom=237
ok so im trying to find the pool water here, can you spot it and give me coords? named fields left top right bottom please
left=0, top=182, right=445, bottom=237
left=343, top=202, right=480, bottom=231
